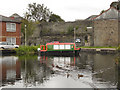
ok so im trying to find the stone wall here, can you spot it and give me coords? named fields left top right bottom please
left=94, top=19, right=119, bottom=46
left=22, top=19, right=119, bottom=47
left=27, top=20, right=94, bottom=46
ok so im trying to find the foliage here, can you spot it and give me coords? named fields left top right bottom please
left=67, top=26, right=80, bottom=35
left=110, top=1, right=119, bottom=10
left=49, top=14, right=64, bottom=22
left=117, top=45, right=120, bottom=51
left=67, top=26, right=74, bottom=35
left=100, top=10, right=105, bottom=14
left=21, top=18, right=39, bottom=44
left=15, top=45, right=40, bottom=55
left=18, top=55, right=38, bottom=61
left=25, top=3, right=52, bottom=22
left=75, top=26, right=79, bottom=30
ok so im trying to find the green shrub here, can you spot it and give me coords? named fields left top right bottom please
left=117, top=45, right=120, bottom=51
left=15, top=45, right=40, bottom=55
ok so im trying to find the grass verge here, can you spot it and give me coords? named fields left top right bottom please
left=79, top=46, right=117, bottom=49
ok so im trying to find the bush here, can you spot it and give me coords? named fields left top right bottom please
left=15, top=45, right=40, bottom=55
left=117, top=45, right=120, bottom=51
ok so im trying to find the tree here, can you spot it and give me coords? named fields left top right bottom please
left=25, top=3, right=52, bottom=22
left=21, top=18, right=38, bottom=45
left=110, top=1, right=120, bottom=10
left=100, top=10, right=105, bottom=14
left=49, top=14, right=64, bottom=22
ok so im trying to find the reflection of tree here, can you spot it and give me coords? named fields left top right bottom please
left=19, top=55, right=53, bottom=87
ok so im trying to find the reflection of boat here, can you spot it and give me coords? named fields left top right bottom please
left=39, top=56, right=78, bottom=68
left=39, top=42, right=81, bottom=56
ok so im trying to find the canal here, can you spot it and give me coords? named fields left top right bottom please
left=0, top=52, right=119, bottom=88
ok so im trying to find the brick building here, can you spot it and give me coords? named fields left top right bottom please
left=0, top=15, right=21, bottom=45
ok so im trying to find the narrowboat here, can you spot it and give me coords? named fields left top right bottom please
left=39, top=41, right=81, bottom=56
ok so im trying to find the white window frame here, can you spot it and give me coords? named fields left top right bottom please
left=6, top=37, right=16, bottom=45
left=6, top=23, right=16, bottom=32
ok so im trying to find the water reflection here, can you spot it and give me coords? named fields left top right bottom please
left=19, top=55, right=52, bottom=87
left=0, top=53, right=119, bottom=88
left=0, top=56, right=21, bottom=86
left=92, top=54, right=118, bottom=88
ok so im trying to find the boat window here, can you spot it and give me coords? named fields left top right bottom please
left=54, top=45, right=59, bottom=50
left=60, top=45, right=64, bottom=49
left=65, top=45, right=70, bottom=49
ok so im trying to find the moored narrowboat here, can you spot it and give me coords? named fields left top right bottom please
left=39, top=42, right=81, bottom=56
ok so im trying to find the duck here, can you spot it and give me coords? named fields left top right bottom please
left=67, top=73, right=70, bottom=78
left=78, top=74, right=83, bottom=79
left=56, top=65, right=62, bottom=69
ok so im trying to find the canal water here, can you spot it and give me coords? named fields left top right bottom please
left=0, top=52, right=119, bottom=88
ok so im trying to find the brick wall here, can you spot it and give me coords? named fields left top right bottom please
left=1, top=22, right=21, bottom=45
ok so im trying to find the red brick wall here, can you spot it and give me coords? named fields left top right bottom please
left=1, top=22, right=21, bottom=45
left=1, top=59, right=21, bottom=81
left=16, top=60, right=21, bottom=79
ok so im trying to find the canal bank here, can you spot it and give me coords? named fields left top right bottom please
left=0, top=49, right=16, bottom=55
left=80, top=48, right=117, bottom=54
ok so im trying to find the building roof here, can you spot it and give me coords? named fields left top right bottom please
left=9, top=13, right=23, bottom=21
left=92, top=7, right=120, bottom=20
left=0, top=15, right=21, bottom=23
left=85, top=15, right=98, bottom=20
left=10, top=13, right=21, bottom=18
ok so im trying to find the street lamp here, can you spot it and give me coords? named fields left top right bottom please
left=74, top=28, right=76, bottom=44
left=25, top=25, right=27, bottom=46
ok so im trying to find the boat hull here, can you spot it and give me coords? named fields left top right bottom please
left=39, top=50, right=80, bottom=56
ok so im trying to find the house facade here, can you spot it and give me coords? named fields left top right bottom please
left=92, top=7, right=120, bottom=46
left=0, top=15, right=21, bottom=45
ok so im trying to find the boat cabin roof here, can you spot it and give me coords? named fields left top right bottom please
left=46, top=42, right=75, bottom=45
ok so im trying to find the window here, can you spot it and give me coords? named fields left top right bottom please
left=60, top=45, right=64, bottom=49
left=7, top=70, right=16, bottom=80
left=54, top=45, right=71, bottom=50
left=53, top=45, right=59, bottom=50
left=0, top=42, right=7, bottom=45
left=6, top=23, right=16, bottom=32
left=65, top=45, right=70, bottom=49
left=6, top=37, right=16, bottom=44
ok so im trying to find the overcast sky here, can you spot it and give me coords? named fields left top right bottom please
left=0, top=0, right=118, bottom=21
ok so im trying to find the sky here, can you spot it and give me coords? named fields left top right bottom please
left=0, top=0, right=118, bottom=21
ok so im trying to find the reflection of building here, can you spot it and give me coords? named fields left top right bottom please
left=92, top=54, right=118, bottom=86
left=0, top=56, right=21, bottom=85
